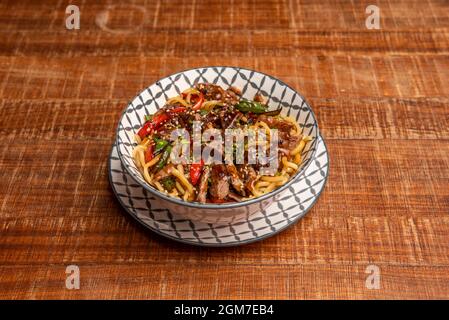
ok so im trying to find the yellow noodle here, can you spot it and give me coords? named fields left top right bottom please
left=291, top=136, right=312, bottom=156
left=294, top=153, right=301, bottom=164
left=255, top=181, right=271, bottom=188
left=141, top=154, right=162, bottom=184
left=291, top=139, right=306, bottom=156
left=154, top=181, right=165, bottom=192
left=262, top=183, right=277, bottom=194
left=167, top=96, right=189, bottom=107
left=281, top=167, right=294, bottom=176
left=175, top=181, right=185, bottom=195
left=276, top=176, right=289, bottom=185
left=251, top=186, right=264, bottom=197
left=255, top=121, right=272, bottom=141
left=132, top=148, right=141, bottom=170
left=282, top=156, right=298, bottom=170
left=260, top=175, right=286, bottom=183
left=182, top=87, right=200, bottom=95
left=283, top=116, right=301, bottom=136
left=133, top=140, right=150, bottom=170
left=202, top=100, right=222, bottom=111
left=171, top=168, right=194, bottom=195
left=133, top=148, right=145, bottom=171
left=143, top=169, right=152, bottom=185
left=144, top=153, right=162, bottom=169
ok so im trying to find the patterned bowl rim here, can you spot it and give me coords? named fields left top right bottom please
left=108, top=135, right=329, bottom=247
left=115, top=66, right=320, bottom=209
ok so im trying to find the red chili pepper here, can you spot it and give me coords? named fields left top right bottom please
left=137, top=92, right=204, bottom=139
left=144, top=143, right=154, bottom=163
left=153, top=112, right=170, bottom=126
left=191, top=92, right=204, bottom=110
left=189, top=159, right=204, bottom=186
left=170, top=106, right=186, bottom=113
left=137, top=121, right=153, bottom=140
left=137, top=113, right=170, bottom=139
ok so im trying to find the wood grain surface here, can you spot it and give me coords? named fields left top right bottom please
left=0, top=0, right=448, bottom=300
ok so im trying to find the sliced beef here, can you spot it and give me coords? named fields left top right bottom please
left=279, top=131, right=301, bottom=150
left=245, top=166, right=258, bottom=193
left=228, top=192, right=243, bottom=202
left=228, top=86, right=242, bottom=96
left=196, top=83, right=225, bottom=100
left=196, top=166, right=211, bottom=203
left=257, top=114, right=294, bottom=132
left=226, top=163, right=246, bottom=196
left=236, top=165, right=258, bottom=194
left=253, top=93, right=265, bottom=103
left=219, top=109, right=240, bottom=129
left=209, top=164, right=230, bottom=200
left=154, top=164, right=174, bottom=181
left=223, top=88, right=240, bottom=105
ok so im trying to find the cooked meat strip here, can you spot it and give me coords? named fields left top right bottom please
left=279, top=131, right=301, bottom=150
left=257, top=114, right=294, bottom=132
left=196, top=83, right=224, bottom=100
left=226, top=163, right=246, bottom=196
left=154, top=164, right=174, bottom=181
left=196, top=166, right=211, bottom=203
left=253, top=93, right=265, bottom=103
left=228, top=86, right=242, bottom=96
left=244, top=166, right=258, bottom=193
left=209, top=164, right=230, bottom=200
left=228, top=192, right=243, bottom=202
left=219, top=109, right=239, bottom=129
left=226, top=112, right=242, bottom=129
left=223, top=88, right=240, bottom=105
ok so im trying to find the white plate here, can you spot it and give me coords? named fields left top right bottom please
left=109, top=135, right=329, bottom=247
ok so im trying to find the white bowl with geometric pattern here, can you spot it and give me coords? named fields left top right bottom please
left=115, top=66, right=319, bottom=224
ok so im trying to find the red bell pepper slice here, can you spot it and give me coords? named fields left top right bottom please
left=137, top=112, right=170, bottom=139
left=144, top=143, right=154, bottom=163
left=182, top=92, right=204, bottom=110
left=170, top=106, right=186, bottom=113
left=189, top=159, right=204, bottom=186
left=137, top=121, right=152, bottom=140
left=191, top=92, right=204, bottom=110
left=137, top=92, right=204, bottom=139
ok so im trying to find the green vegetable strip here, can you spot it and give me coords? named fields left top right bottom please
left=154, top=145, right=172, bottom=172
left=154, top=137, right=169, bottom=154
left=235, top=99, right=268, bottom=114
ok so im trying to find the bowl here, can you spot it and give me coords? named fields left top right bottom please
left=115, top=66, right=319, bottom=224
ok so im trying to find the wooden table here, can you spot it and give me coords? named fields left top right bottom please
left=0, top=0, right=448, bottom=300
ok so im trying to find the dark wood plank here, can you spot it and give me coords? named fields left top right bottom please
left=0, top=56, right=448, bottom=100
left=1, top=265, right=448, bottom=299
